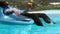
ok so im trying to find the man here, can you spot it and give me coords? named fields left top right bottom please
left=0, top=1, right=55, bottom=26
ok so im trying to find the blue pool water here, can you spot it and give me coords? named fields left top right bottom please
left=0, top=10, right=60, bottom=34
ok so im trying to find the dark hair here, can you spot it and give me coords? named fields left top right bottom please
left=0, top=1, right=9, bottom=8
left=0, top=1, right=4, bottom=7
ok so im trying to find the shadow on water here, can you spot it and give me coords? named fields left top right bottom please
left=0, top=21, right=32, bottom=25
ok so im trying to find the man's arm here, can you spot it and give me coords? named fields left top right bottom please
left=5, top=10, right=20, bottom=16
left=5, top=11, right=14, bottom=15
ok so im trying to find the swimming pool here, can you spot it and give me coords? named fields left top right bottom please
left=0, top=10, right=60, bottom=34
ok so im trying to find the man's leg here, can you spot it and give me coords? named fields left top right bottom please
left=22, top=13, right=43, bottom=26
left=37, top=13, right=55, bottom=24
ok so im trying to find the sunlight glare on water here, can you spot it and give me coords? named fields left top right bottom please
left=3, top=16, right=9, bottom=18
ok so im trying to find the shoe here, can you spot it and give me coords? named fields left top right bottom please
left=34, top=22, right=43, bottom=26
left=35, top=23, right=43, bottom=26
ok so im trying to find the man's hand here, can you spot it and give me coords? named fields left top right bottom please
left=13, top=10, right=20, bottom=16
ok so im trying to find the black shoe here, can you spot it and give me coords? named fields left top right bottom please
left=35, top=22, right=43, bottom=26
left=46, top=20, right=56, bottom=24
left=49, top=21, right=56, bottom=24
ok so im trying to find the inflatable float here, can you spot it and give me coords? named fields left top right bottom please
left=0, top=15, right=34, bottom=25
left=0, top=8, right=34, bottom=25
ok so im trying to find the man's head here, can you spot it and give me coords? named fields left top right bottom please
left=0, top=1, right=10, bottom=8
